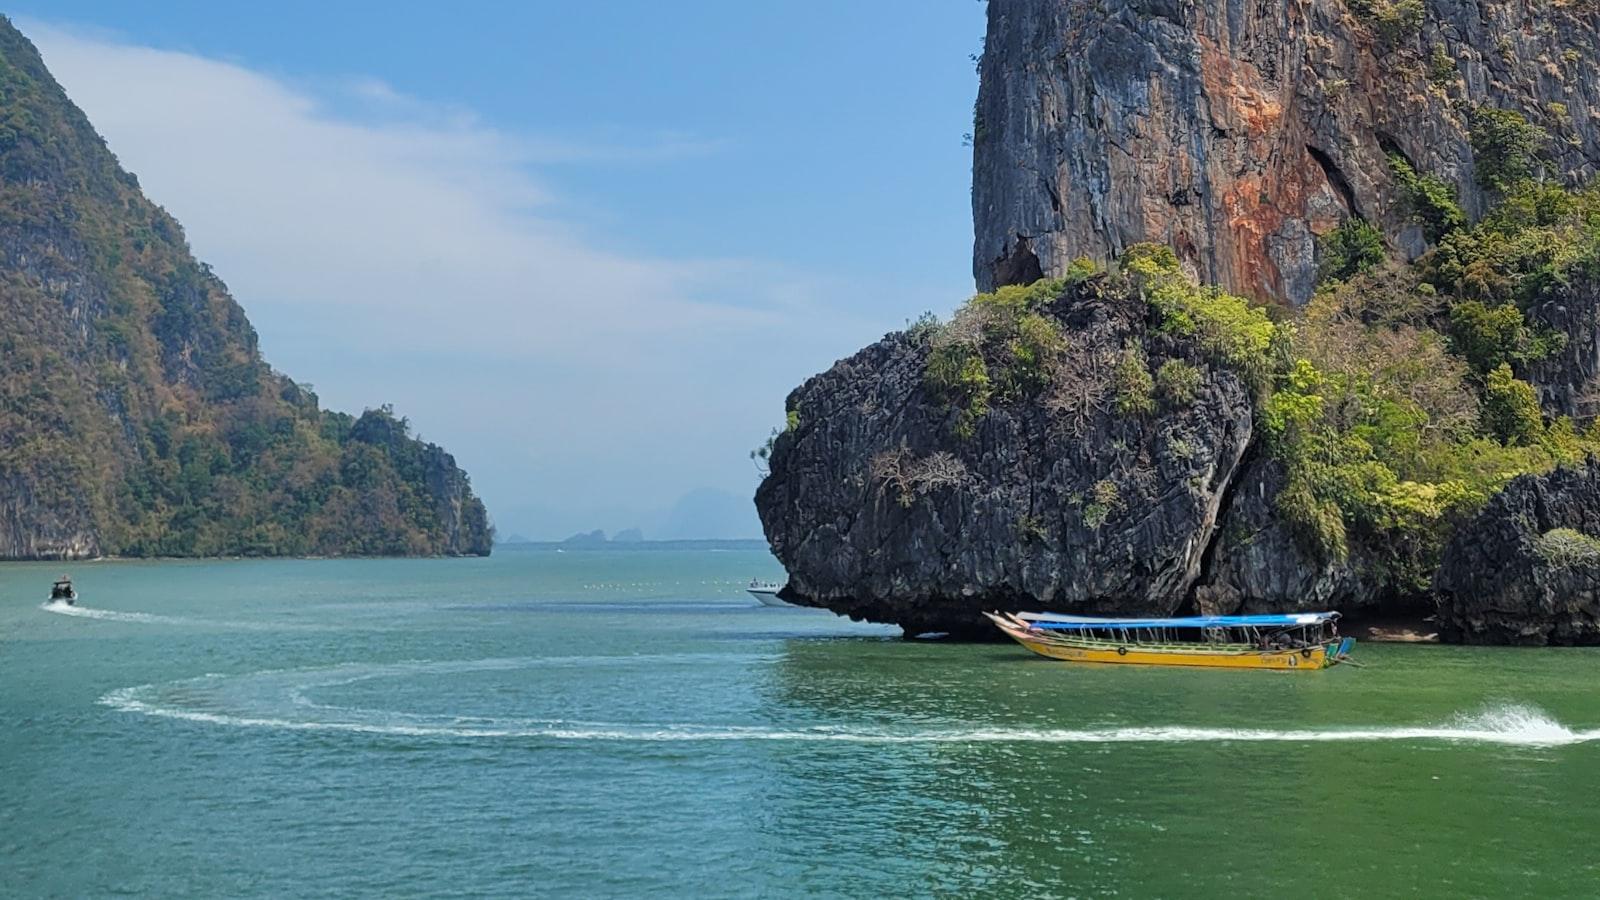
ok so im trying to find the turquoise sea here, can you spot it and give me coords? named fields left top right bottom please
left=4, top=546, right=1600, bottom=897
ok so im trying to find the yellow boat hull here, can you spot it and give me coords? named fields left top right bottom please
left=1008, top=634, right=1340, bottom=670
left=987, top=612, right=1351, bottom=671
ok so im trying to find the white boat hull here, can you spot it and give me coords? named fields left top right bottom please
left=748, top=588, right=793, bottom=608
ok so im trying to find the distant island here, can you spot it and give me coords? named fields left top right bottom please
left=556, top=527, right=650, bottom=545
left=499, top=535, right=767, bottom=552
left=561, top=529, right=610, bottom=547
left=0, top=19, right=491, bottom=559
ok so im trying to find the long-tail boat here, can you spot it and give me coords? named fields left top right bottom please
left=985, top=610, right=1355, bottom=671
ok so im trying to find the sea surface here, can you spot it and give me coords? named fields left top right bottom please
left=4, top=546, right=1600, bottom=898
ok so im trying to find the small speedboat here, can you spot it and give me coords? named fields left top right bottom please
left=50, top=575, right=76, bottom=605
left=747, top=580, right=793, bottom=607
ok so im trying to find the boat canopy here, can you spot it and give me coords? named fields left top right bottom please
left=1024, top=612, right=1338, bottom=630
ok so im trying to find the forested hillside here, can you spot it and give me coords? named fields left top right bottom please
left=0, top=18, right=491, bottom=558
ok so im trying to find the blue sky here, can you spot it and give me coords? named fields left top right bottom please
left=12, top=2, right=989, bottom=539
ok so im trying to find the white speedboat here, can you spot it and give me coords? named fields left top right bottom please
left=747, top=580, right=793, bottom=607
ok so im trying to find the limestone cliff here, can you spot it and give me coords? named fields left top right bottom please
left=973, top=0, right=1600, bottom=305
left=759, top=0, right=1600, bottom=641
left=756, top=274, right=1255, bottom=635
left=0, top=19, right=492, bottom=559
left=1436, top=457, right=1600, bottom=644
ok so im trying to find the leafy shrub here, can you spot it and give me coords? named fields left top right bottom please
left=1113, top=345, right=1155, bottom=416
left=1319, top=219, right=1387, bottom=282
left=1389, top=154, right=1465, bottom=242
left=1347, top=0, right=1424, bottom=44
left=970, top=278, right=1067, bottom=314
left=1536, top=528, right=1600, bottom=569
left=903, top=311, right=941, bottom=345
left=1121, top=243, right=1277, bottom=389
left=1063, top=257, right=1100, bottom=284
left=1265, top=311, right=1509, bottom=579
left=1447, top=300, right=1535, bottom=373
left=1015, top=514, right=1048, bottom=544
left=1427, top=43, right=1456, bottom=88
left=1423, top=177, right=1598, bottom=307
left=1482, top=363, right=1544, bottom=446
left=1155, top=359, right=1203, bottom=407
left=1470, top=107, right=1547, bottom=195
left=1083, top=478, right=1121, bottom=529
left=924, top=278, right=1072, bottom=436
left=999, top=312, right=1066, bottom=400
left=926, top=344, right=992, bottom=439
left=750, top=428, right=780, bottom=474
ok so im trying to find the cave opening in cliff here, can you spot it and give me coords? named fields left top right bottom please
left=1305, top=144, right=1361, bottom=219
left=991, top=235, right=1044, bottom=288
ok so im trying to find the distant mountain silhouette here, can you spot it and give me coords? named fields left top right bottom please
left=660, top=488, right=762, bottom=540
left=561, top=529, right=608, bottom=545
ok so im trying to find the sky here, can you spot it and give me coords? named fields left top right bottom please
left=11, top=2, right=989, bottom=540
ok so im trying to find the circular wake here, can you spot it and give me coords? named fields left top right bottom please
left=99, top=658, right=1600, bottom=747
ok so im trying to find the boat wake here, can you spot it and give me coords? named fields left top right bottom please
left=41, top=600, right=320, bottom=631
left=41, top=600, right=176, bottom=624
left=98, top=658, right=1600, bottom=747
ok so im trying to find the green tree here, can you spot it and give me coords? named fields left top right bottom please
left=1319, top=219, right=1387, bottom=282
left=1448, top=300, right=1532, bottom=374
left=1389, top=154, right=1466, bottom=242
left=1470, top=107, right=1547, bottom=195
left=1482, top=363, right=1543, bottom=446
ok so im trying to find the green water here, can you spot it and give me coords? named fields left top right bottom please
left=3, top=547, right=1599, bottom=897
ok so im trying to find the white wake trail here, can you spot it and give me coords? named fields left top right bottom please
left=41, top=601, right=175, bottom=624
left=41, top=600, right=320, bottom=631
left=98, top=662, right=1600, bottom=748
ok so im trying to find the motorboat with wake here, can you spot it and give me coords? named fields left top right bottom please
left=50, top=575, right=76, bottom=605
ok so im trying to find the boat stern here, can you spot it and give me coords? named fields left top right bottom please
left=1324, top=636, right=1356, bottom=667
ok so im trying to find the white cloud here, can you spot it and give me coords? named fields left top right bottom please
left=29, top=23, right=783, bottom=355
left=22, top=19, right=896, bottom=536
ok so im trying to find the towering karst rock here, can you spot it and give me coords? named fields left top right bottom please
left=0, top=18, right=492, bottom=559
left=972, top=0, right=1600, bottom=305
left=758, top=0, right=1600, bottom=641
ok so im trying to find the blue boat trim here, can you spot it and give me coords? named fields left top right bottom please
left=1026, top=612, right=1340, bottom=631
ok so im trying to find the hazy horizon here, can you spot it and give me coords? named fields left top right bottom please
left=10, top=2, right=987, bottom=540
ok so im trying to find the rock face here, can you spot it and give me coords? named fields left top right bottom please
left=756, top=277, right=1255, bottom=636
left=0, top=19, right=491, bottom=558
left=1436, top=458, right=1600, bottom=644
left=1523, top=276, right=1600, bottom=422
left=760, top=0, right=1600, bottom=639
left=1192, top=457, right=1377, bottom=615
left=973, top=0, right=1600, bottom=305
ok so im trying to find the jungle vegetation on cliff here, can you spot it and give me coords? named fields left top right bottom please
left=758, top=0, right=1600, bottom=641
left=920, top=105, right=1600, bottom=599
left=0, top=19, right=491, bottom=558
